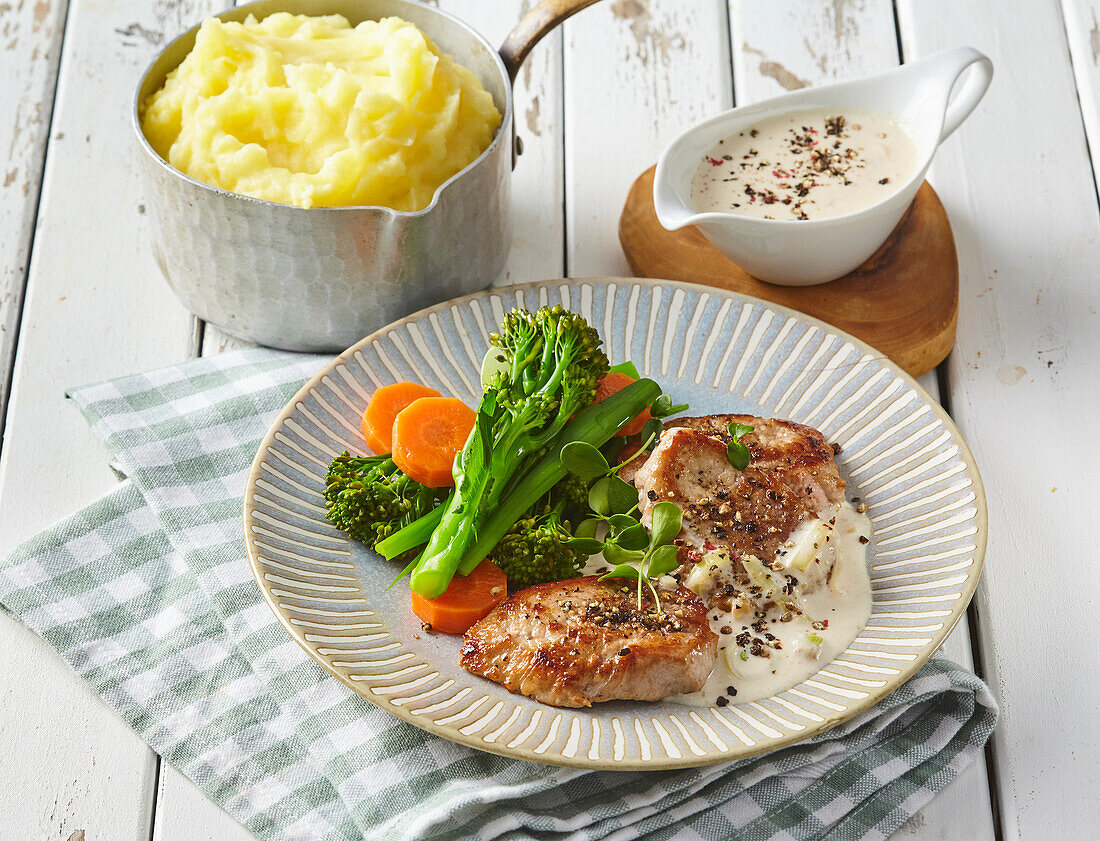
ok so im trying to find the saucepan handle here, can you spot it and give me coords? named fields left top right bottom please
left=499, top=0, right=604, bottom=83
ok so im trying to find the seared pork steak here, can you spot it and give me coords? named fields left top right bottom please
left=460, top=576, right=717, bottom=708
left=665, top=415, right=845, bottom=509
left=634, top=415, right=845, bottom=559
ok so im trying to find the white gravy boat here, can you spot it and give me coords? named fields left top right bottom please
left=654, top=47, right=993, bottom=286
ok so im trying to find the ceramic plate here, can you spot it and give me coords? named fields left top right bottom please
left=243, top=278, right=986, bottom=769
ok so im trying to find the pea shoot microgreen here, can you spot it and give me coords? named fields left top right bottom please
left=559, top=441, right=645, bottom=524
left=649, top=393, right=690, bottom=419
left=726, top=421, right=755, bottom=470
left=595, top=502, right=683, bottom=611
left=559, top=442, right=684, bottom=611
left=556, top=377, right=692, bottom=610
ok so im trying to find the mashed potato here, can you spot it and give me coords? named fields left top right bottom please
left=141, top=13, right=502, bottom=211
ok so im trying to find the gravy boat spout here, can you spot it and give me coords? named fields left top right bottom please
left=653, top=47, right=993, bottom=286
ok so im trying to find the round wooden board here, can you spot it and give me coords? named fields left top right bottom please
left=619, top=167, right=958, bottom=377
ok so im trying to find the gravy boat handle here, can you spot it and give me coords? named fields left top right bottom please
left=919, top=46, right=994, bottom=143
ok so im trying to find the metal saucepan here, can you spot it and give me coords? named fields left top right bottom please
left=133, top=0, right=601, bottom=352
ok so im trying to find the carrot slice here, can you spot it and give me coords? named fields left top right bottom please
left=410, top=559, right=507, bottom=635
left=594, top=372, right=651, bottom=436
left=391, top=397, right=476, bottom=488
left=361, top=382, right=441, bottom=454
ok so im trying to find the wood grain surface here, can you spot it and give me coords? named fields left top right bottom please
left=3, top=0, right=1098, bottom=838
left=0, top=3, right=220, bottom=839
left=620, top=170, right=959, bottom=377
left=898, top=0, right=1100, bottom=836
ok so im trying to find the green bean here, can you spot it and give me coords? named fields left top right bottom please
left=455, top=378, right=660, bottom=578
left=374, top=503, right=446, bottom=560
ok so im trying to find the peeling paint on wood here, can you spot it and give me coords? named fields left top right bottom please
left=610, top=0, right=686, bottom=66
left=995, top=364, right=1027, bottom=384
left=525, top=94, right=541, bottom=135
left=115, top=21, right=163, bottom=46
left=742, top=44, right=808, bottom=90
left=732, top=0, right=899, bottom=91
left=0, top=0, right=64, bottom=418
left=829, top=0, right=862, bottom=54
left=565, top=0, right=730, bottom=273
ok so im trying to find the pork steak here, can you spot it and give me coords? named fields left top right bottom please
left=633, top=415, right=846, bottom=559
left=460, top=576, right=717, bottom=708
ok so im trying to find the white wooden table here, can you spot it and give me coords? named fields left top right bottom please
left=2, top=0, right=1097, bottom=838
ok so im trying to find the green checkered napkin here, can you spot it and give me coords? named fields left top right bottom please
left=0, top=349, right=997, bottom=841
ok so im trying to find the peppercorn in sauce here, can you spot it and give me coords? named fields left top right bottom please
left=690, top=108, right=916, bottom=220
left=630, top=415, right=873, bottom=706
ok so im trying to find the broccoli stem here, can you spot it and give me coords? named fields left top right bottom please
left=387, top=380, right=659, bottom=594
left=453, top=378, right=661, bottom=579
left=408, top=306, right=621, bottom=599
left=374, top=502, right=447, bottom=560
left=408, top=439, right=494, bottom=598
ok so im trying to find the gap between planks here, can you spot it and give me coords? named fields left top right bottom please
left=897, top=0, right=1100, bottom=838
left=0, top=0, right=71, bottom=452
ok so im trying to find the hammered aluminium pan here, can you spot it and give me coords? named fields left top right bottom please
left=133, top=0, right=602, bottom=352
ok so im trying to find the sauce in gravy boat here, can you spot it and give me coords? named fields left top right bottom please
left=654, top=47, right=993, bottom=286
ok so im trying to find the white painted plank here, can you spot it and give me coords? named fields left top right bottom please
left=480, top=0, right=566, bottom=286
left=729, top=6, right=994, bottom=838
left=563, top=0, right=733, bottom=277
left=730, top=0, right=901, bottom=97
left=896, top=1, right=1100, bottom=838
left=0, top=0, right=68, bottom=411
left=155, top=2, right=566, bottom=837
left=1061, top=1, right=1100, bottom=197
left=0, top=0, right=222, bottom=839
left=0, top=614, right=158, bottom=841
left=153, top=764, right=257, bottom=841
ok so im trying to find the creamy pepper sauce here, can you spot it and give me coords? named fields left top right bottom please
left=690, top=108, right=917, bottom=220
left=673, top=502, right=872, bottom=706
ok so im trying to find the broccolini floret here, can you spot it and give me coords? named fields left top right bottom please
left=547, top=472, right=590, bottom=522
left=490, top=499, right=583, bottom=589
left=324, top=453, right=447, bottom=551
left=409, top=305, right=610, bottom=598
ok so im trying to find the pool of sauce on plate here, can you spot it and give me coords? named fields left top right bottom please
left=674, top=502, right=873, bottom=706
left=691, top=108, right=917, bottom=220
